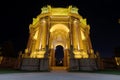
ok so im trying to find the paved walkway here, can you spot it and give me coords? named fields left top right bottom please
left=0, top=70, right=120, bottom=80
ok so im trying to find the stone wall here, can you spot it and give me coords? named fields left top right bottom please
left=20, top=58, right=49, bottom=71
left=69, top=58, right=97, bottom=71
left=0, top=57, right=17, bottom=68
left=79, top=58, right=97, bottom=71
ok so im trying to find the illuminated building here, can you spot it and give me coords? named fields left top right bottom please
left=21, top=5, right=96, bottom=71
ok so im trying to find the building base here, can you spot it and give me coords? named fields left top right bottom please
left=20, top=58, right=49, bottom=71
left=69, top=58, right=97, bottom=71
left=20, top=58, right=97, bottom=71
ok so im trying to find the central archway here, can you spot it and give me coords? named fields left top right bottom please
left=49, top=24, right=70, bottom=70
left=55, top=45, right=64, bottom=66
left=49, top=24, right=69, bottom=49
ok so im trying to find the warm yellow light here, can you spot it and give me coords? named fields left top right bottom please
left=24, top=5, right=95, bottom=66
left=41, top=19, right=46, bottom=23
left=41, top=5, right=79, bottom=15
left=0, top=56, right=3, bottom=64
left=30, top=51, right=45, bottom=58
left=81, top=31, right=86, bottom=40
left=70, top=7, right=78, bottom=14
left=39, top=43, right=42, bottom=50
left=41, top=6, right=48, bottom=14
left=33, top=30, right=38, bottom=40
left=74, top=50, right=88, bottom=58
left=80, top=18, right=87, bottom=25
left=115, top=57, right=120, bottom=66
left=25, top=48, right=28, bottom=53
left=74, top=51, right=82, bottom=58
left=51, top=8, right=68, bottom=15
left=82, top=51, right=88, bottom=58
left=32, top=18, right=39, bottom=25
left=55, top=43, right=64, bottom=49
left=50, top=24, right=69, bottom=32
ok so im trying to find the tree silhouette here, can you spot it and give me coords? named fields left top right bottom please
left=2, top=41, right=16, bottom=57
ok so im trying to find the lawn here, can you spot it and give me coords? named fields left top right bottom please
left=94, top=70, right=120, bottom=75
left=0, top=68, right=26, bottom=74
left=0, top=68, right=49, bottom=74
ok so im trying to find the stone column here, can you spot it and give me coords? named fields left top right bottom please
left=76, top=20, right=80, bottom=50
left=52, top=50, right=55, bottom=66
left=31, top=32, right=37, bottom=52
left=27, top=30, right=36, bottom=54
left=26, top=24, right=34, bottom=53
left=69, top=18, right=73, bottom=46
left=69, top=18, right=74, bottom=58
left=50, top=49, right=54, bottom=66
left=72, top=19, right=79, bottom=50
left=35, top=28, right=40, bottom=50
left=75, top=20, right=84, bottom=50
left=45, top=17, right=50, bottom=56
left=40, top=18, right=47, bottom=50
left=66, top=49, right=69, bottom=67
left=83, top=26, right=94, bottom=58
left=64, top=49, right=67, bottom=66
left=39, top=22, right=43, bottom=50
left=78, top=27, right=84, bottom=50
left=46, top=17, right=50, bottom=46
left=26, top=34, right=32, bottom=54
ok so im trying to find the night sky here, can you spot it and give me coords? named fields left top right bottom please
left=0, top=0, right=120, bottom=57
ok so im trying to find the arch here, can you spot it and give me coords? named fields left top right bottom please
left=55, top=45, right=64, bottom=66
left=50, top=24, right=69, bottom=49
left=50, top=24, right=69, bottom=32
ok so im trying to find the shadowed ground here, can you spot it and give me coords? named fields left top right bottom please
left=0, top=69, right=120, bottom=80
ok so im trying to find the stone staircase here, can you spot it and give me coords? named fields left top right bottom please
left=51, top=67, right=67, bottom=71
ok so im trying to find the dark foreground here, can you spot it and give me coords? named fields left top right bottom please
left=0, top=69, right=120, bottom=80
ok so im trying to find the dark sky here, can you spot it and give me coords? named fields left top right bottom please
left=0, top=0, right=120, bottom=57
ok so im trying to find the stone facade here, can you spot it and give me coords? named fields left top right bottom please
left=20, top=5, right=96, bottom=71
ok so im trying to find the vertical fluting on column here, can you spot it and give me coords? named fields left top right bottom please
left=35, top=28, right=40, bottom=50
left=26, top=24, right=34, bottom=54
left=38, top=24, right=42, bottom=50
left=72, top=19, right=79, bottom=50
left=31, top=32, right=36, bottom=52
left=69, top=17, right=74, bottom=58
left=72, top=19, right=76, bottom=50
left=83, top=25, right=94, bottom=58
left=41, top=18, right=47, bottom=50
left=83, top=28, right=89, bottom=54
left=39, top=21, right=43, bottom=50
left=46, top=17, right=50, bottom=46
left=74, top=19, right=84, bottom=50
left=69, top=17, right=73, bottom=46
left=78, top=24, right=84, bottom=50
left=46, top=17, right=50, bottom=54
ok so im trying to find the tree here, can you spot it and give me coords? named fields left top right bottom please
left=2, top=41, right=16, bottom=57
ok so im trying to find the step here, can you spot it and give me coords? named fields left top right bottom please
left=51, top=67, right=67, bottom=70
